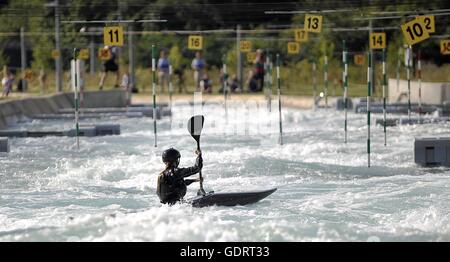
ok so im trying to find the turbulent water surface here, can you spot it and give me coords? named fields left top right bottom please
left=1, top=99, right=450, bottom=241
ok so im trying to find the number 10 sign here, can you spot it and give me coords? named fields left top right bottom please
left=104, top=26, right=124, bottom=46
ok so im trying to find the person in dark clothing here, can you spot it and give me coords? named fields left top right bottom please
left=157, top=148, right=203, bottom=205
left=253, top=49, right=265, bottom=91
left=174, top=65, right=187, bottom=93
left=98, top=46, right=120, bottom=90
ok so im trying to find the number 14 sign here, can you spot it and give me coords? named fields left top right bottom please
left=104, top=26, right=124, bottom=46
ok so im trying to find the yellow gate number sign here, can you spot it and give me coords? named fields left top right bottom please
left=240, top=41, right=252, bottom=52
left=441, top=40, right=450, bottom=55
left=24, top=69, right=34, bottom=80
left=369, top=32, right=386, bottom=49
left=354, top=54, right=365, bottom=66
left=78, top=49, right=90, bottom=60
left=98, top=48, right=111, bottom=61
left=247, top=52, right=257, bottom=63
left=294, top=29, right=308, bottom=42
left=417, top=15, right=435, bottom=34
left=51, top=50, right=60, bottom=59
left=103, top=26, right=124, bottom=46
left=287, top=42, right=300, bottom=54
left=401, top=18, right=430, bottom=46
left=304, top=14, right=323, bottom=33
left=188, top=35, right=203, bottom=50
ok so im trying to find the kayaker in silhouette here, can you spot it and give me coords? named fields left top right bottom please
left=157, top=148, right=203, bottom=205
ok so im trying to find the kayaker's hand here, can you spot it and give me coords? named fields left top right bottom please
left=195, top=149, right=202, bottom=156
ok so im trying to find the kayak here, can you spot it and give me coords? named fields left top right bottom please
left=189, top=188, right=277, bottom=208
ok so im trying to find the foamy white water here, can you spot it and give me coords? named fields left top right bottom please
left=1, top=99, right=450, bottom=242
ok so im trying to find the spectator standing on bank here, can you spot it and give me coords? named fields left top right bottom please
left=174, top=65, right=187, bottom=93
left=252, top=49, right=265, bottom=92
left=98, top=46, right=120, bottom=90
left=191, top=51, right=206, bottom=91
left=157, top=50, right=170, bottom=93
left=1, top=68, right=14, bottom=98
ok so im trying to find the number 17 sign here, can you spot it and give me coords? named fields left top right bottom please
left=104, top=26, right=124, bottom=46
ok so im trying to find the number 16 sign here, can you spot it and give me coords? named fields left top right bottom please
left=104, top=26, right=124, bottom=46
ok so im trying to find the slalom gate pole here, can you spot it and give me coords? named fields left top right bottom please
left=152, top=45, right=157, bottom=147
left=396, top=51, right=400, bottom=92
left=72, top=48, right=80, bottom=150
left=324, top=55, right=328, bottom=108
left=265, top=53, right=272, bottom=112
left=277, top=54, right=283, bottom=145
left=312, top=61, right=317, bottom=110
left=407, top=45, right=412, bottom=121
left=223, top=55, right=228, bottom=120
left=418, top=50, right=422, bottom=123
left=268, top=54, right=273, bottom=112
left=382, top=48, right=387, bottom=146
left=169, top=64, right=173, bottom=127
left=367, top=52, right=372, bottom=168
left=343, top=40, right=348, bottom=143
left=222, top=55, right=228, bottom=122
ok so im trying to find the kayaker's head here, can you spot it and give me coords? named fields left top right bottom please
left=162, top=148, right=181, bottom=168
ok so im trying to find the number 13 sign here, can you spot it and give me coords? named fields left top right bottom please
left=104, top=26, right=124, bottom=46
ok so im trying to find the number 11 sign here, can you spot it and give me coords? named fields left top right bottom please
left=104, top=26, right=124, bottom=46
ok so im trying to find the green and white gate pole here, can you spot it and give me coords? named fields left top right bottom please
left=276, top=54, right=283, bottom=145
left=367, top=52, right=372, bottom=168
left=406, top=45, right=412, bottom=121
left=382, top=48, right=387, bottom=146
left=152, top=45, right=157, bottom=147
left=312, top=61, right=317, bottom=110
left=342, top=41, right=348, bottom=143
left=418, top=50, right=422, bottom=123
left=72, top=48, right=80, bottom=150
left=265, top=53, right=272, bottom=112
left=169, top=64, right=173, bottom=127
left=396, top=49, right=401, bottom=92
left=324, top=55, right=328, bottom=108
left=222, top=55, right=229, bottom=120
left=269, top=55, right=274, bottom=112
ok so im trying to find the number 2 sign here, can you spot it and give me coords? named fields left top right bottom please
left=104, top=26, right=124, bottom=46
left=417, top=15, right=435, bottom=34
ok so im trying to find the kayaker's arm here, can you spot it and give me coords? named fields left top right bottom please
left=175, top=154, right=203, bottom=179
left=184, top=179, right=199, bottom=186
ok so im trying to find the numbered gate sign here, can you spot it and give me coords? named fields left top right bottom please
left=24, top=69, right=34, bottom=80
left=98, top=48, right=111, bottom=61
left=354, top=54, right=365, bottom=66
left=240, top=41, right=252, bottom=52
left=78, top=49, right=90, bottom=60
left=103, top=26, right=124, bottom=46
left=441, top=40, right=450, bottom=55
left=401, top=18, right=430, bottom=46
left=369, top=32, right=386, bottom=49
left=417, top=15, right=435, bottom=34
left=51, top=50, right=60, bottom=59
left=188, top=35, right=203, bottom=50
left=294, top=29, right=308, bottom=42
left=247, top=52, right=257, bottom=63
left=304, top=14, right=323, bottom=33
left=287, top=42, right=300, bottom=54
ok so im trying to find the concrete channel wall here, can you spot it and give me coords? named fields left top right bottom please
left=0, top=90, right=126, bottom=130
left=388, top=79, right=450, bottom=105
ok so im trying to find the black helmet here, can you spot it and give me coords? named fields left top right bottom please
left=162, top=148, right=181, bottom=166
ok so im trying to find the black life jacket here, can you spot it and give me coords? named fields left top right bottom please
left=156, top=169, right=187, bottom=204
